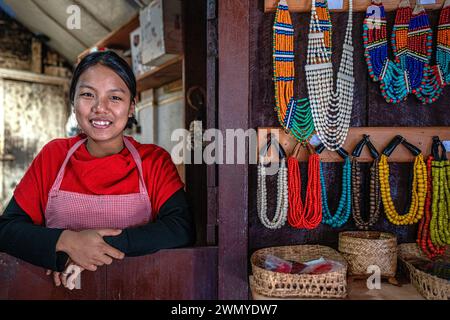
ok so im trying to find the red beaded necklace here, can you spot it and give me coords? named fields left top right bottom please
left=417, top=155, right=447, bottom=259
left=288, top=144, right=322, bottom=229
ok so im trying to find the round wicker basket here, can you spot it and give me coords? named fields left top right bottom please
left=250, top=245, right=348, bottom=299
left=338, top=231, right=397, bottom=277
left=398, top=243, right=449, bottom=300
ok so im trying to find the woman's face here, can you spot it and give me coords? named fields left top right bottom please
left=74, top=64, right=134, bottom=143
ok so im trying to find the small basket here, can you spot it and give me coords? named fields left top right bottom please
left=250, top=245, right=348, bottom=299
left=338, top=231, right=397, bottom=277
left=398, top=243, right=449, bottom=300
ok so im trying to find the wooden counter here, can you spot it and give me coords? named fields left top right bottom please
left=0, top=247, right=217, bottom=300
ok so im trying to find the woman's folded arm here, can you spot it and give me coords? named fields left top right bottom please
left=0, top=198, right=69, bottom=271
left=103, top=189, right=195, bottom=256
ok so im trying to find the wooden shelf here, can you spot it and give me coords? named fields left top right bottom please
left=250, top=276, right=425, bottom=300
left=136, top=55, right=183, bottom=92
left=76, top=13, right=183, bottom=92
left=257, top=127, right=450, bottom=162
left=77, top=14, right=139, bottom=61
left=264, top=0, right=445, bottom=13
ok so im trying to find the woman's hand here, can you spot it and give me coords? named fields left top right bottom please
left=56, top=229, right=125, bottom=271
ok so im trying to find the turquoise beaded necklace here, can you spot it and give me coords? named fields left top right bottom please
left=317, top=145, right=352, bottom=228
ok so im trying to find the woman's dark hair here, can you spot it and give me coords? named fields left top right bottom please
left=70, top=50, right=138, bottom=129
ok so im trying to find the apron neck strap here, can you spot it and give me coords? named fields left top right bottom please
left=50, top=136, right=148, bottom=195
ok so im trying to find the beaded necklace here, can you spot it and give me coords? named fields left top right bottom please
left=316, top=144, right=352, bottom=228
left=273, top=0, right=315, bottom=144
left=351, top=135, right=382, bottom=230
left=287, top=143, right=322, bottom=229
left=305, top=0, right=354, bottom=151
left=379, top=136, right=427, bottom=225
left=257, top=135, right=289, bottom=229
left=363, top=0, right=450, bottom=104
left=406, top=4, right=444, bottom=104
left=436, top=0, right=450, bottom=86
left=430, top=140, right=450, bottom=246
left=417, top=150, right=446, bottom=259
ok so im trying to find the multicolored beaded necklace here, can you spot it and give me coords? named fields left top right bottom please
left=379, top=136, right=427, bottom=225
left=430, top=140, right=450, bottom=246
left=287, top=143, right=322, bottom=230
left=351, top=135, right=382, bottom=230
left=317, top=144, right=352, bottom=228
left=273, top=0, right=315, bottom=144
left=305, top=0, right=354, bottom=151
left=436, top=0, right=450, bottom=86
left=363, top=0, right=450, bottom=104
left=417, top=138, right=447, bottom=259
left=257, top=135, right=289, bottom=229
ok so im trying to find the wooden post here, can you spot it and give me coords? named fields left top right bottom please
left=31, top=38, right=42, bottom=74
left=218, top=0, right=250, bottom=300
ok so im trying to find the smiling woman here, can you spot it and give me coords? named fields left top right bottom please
left=0, top=51, right=195, bottom=290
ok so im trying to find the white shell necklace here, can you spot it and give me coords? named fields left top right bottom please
left=305, top=0, right=354, bottom=151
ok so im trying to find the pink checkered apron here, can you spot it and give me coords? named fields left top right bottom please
left=45, top=137, right=152, bottom=231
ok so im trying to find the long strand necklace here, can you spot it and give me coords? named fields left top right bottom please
left=317, top=145, right=352, bottom=228
left=417, top=148, right=446, bottom=259
left=430, top=142, right=450, bottom=245
left=287, top=144, right=322, bottom=229
left=351, top=135, right=382, bottom=230
left=273, top=0, right=315, bottom=144
left=305, top=0, right=354, bottom=151
left=257, top=137, right=289, bottom=229
left=379, top=137, right=427, bottom=225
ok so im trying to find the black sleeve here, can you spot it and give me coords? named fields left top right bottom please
left=0, top=197, right=69, bottom=271
left=103, top=189, right=196, bottom=256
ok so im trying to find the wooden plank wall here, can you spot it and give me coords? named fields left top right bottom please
left=248, top=1, right=450, bottom=256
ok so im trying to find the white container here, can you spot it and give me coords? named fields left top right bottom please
left=130, top=27, right=152, bottom=77
left=139, top=0, right=182, bottom=67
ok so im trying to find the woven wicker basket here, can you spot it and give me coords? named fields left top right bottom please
left=338, top=231, right=397, bottom=277
left=250, top=245, right=348, bottom=299
left=398, top=243, right=449, bottom=300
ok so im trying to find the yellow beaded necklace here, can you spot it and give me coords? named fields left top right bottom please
left=379, top=136, right=427, bottom=225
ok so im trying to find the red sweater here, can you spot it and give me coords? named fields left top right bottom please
left=14, top=134, right=184, bottom=225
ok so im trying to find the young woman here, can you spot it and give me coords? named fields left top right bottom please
left=0, top=51, right=195, bottom=289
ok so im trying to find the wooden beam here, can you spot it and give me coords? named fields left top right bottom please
left=0, top=68, right=69, bottom=86
left=77, top=14, right=139, bottom=61
left=264, top=0, right=445, bottom=13
left=257, top=127, right=450, bottom=162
